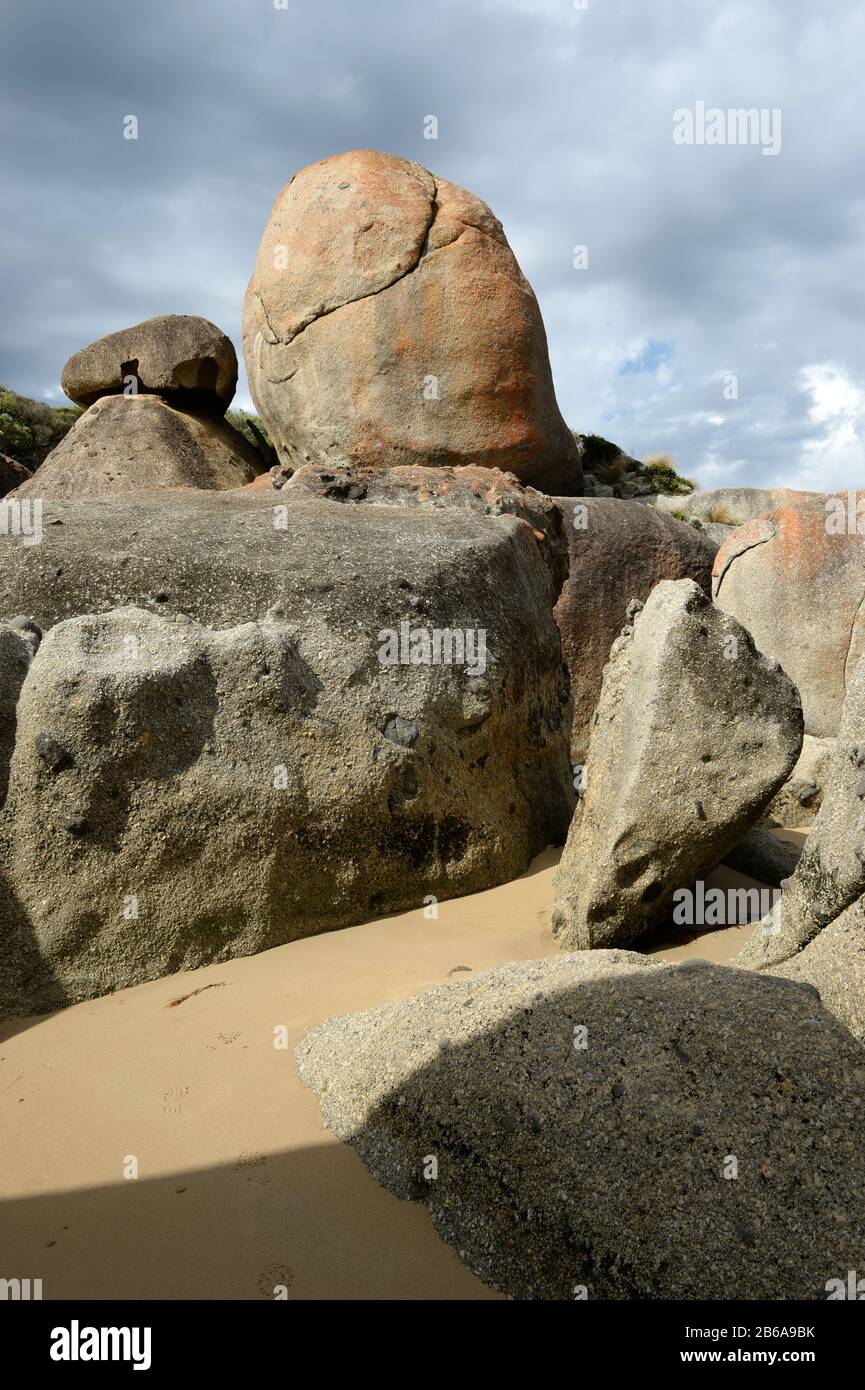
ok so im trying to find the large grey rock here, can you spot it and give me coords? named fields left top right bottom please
left=737, top=655, right=865, bottom=970
left=713, top=496, right=865, bottom=738
left=242, top=150, right=582, bottom=495
left=771, top=899, right=865, bottom=1045
left=0, top=490, right=565, bottom=632
left=0, top=498, right=574, bottom=1015
left=553, top=499, right=718, bottom=760
left=11, top=396, right=263, bottom=500
left=61, top=314, right=238, bottom=413
left=553, top=579, right=803, bottom=949
left=297, top=951, right=865, bottom=1300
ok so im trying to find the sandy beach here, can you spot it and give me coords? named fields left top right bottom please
left=0, top=841, right=799, bottom=1301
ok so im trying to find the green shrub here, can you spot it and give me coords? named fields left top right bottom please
left=0, top=386, right=82, bottom=472
left=643, top=453, right=695, bottom=496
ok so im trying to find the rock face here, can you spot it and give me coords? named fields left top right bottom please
left=0, top=495, right=574, bottom=1016
left=737, top=655, right=865, bottom=970
left=242, top=150, right=582, bottom=495
left=0, top=490, right=563, bottom=633
left=553, top=499, right=718, bottom=759
left=713, top=497, right=865, bottom=737
left=263, top=461, right=568, bottom=589
left=10, top=396, right=263, bottom=499
left=296, top=951, right=865, bottom=1300
left=61, top=314, right=238, bottom=414
left=553, top=579, right=803, bottom=950
left=654, top=486, right=817, bottom=527
left=772, top=899, right=865, bottom=1045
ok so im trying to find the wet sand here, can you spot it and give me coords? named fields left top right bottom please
left=0, top=843, right=794, bottom=1300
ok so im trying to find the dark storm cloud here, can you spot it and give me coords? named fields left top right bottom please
left=2, top=0, right=863, bottom=487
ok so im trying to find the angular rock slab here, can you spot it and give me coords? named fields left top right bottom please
left=771, top=898, right=865, bottom=1046
left=553, top=578, right=803, bottom=949
left=553, top=499, right=718, bottom=760
left=737, top=653, right=865, bottom=970
left=0, top=496, right=574, bottom=1015
left=297, top=952, right=865, bottom=1300
left=61, top=314, right=238, bottom=413
left=713, top=496, right=865, bottom=737
left=242, top=150, right=582, bottom=495
left=11, top=395, right=263, bottom=500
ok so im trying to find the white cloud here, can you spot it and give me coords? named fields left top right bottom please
left=782, top=363, right=865, bottom=490
left=1, top=0, right=863, bottom=491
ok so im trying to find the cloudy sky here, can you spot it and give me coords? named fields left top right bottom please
left=2, top=0, right=864, bottom=489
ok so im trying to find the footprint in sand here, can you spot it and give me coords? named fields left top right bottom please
left=235, top=1150, right=271, bottom=1186
left=162, top=1084, right=190, bottom=1116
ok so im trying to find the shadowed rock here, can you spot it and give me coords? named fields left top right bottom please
left=553, top=578, right=803, bottom=950
left=720, top=824, right=801, bottom=887
left=765, top=733, right=835, bottom=825
left=0, top=622, right=36, bottom=804
left=297, top=951, right=865, bottom=1300
left=553, top=499, right=718, bottom=760
left=737, top=652, right=865, bottom=970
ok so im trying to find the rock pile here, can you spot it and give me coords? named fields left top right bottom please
left=12, top=315, right=265, bottom=499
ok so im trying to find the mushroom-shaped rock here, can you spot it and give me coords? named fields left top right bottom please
left=61, top=314, right=238, bottom=414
